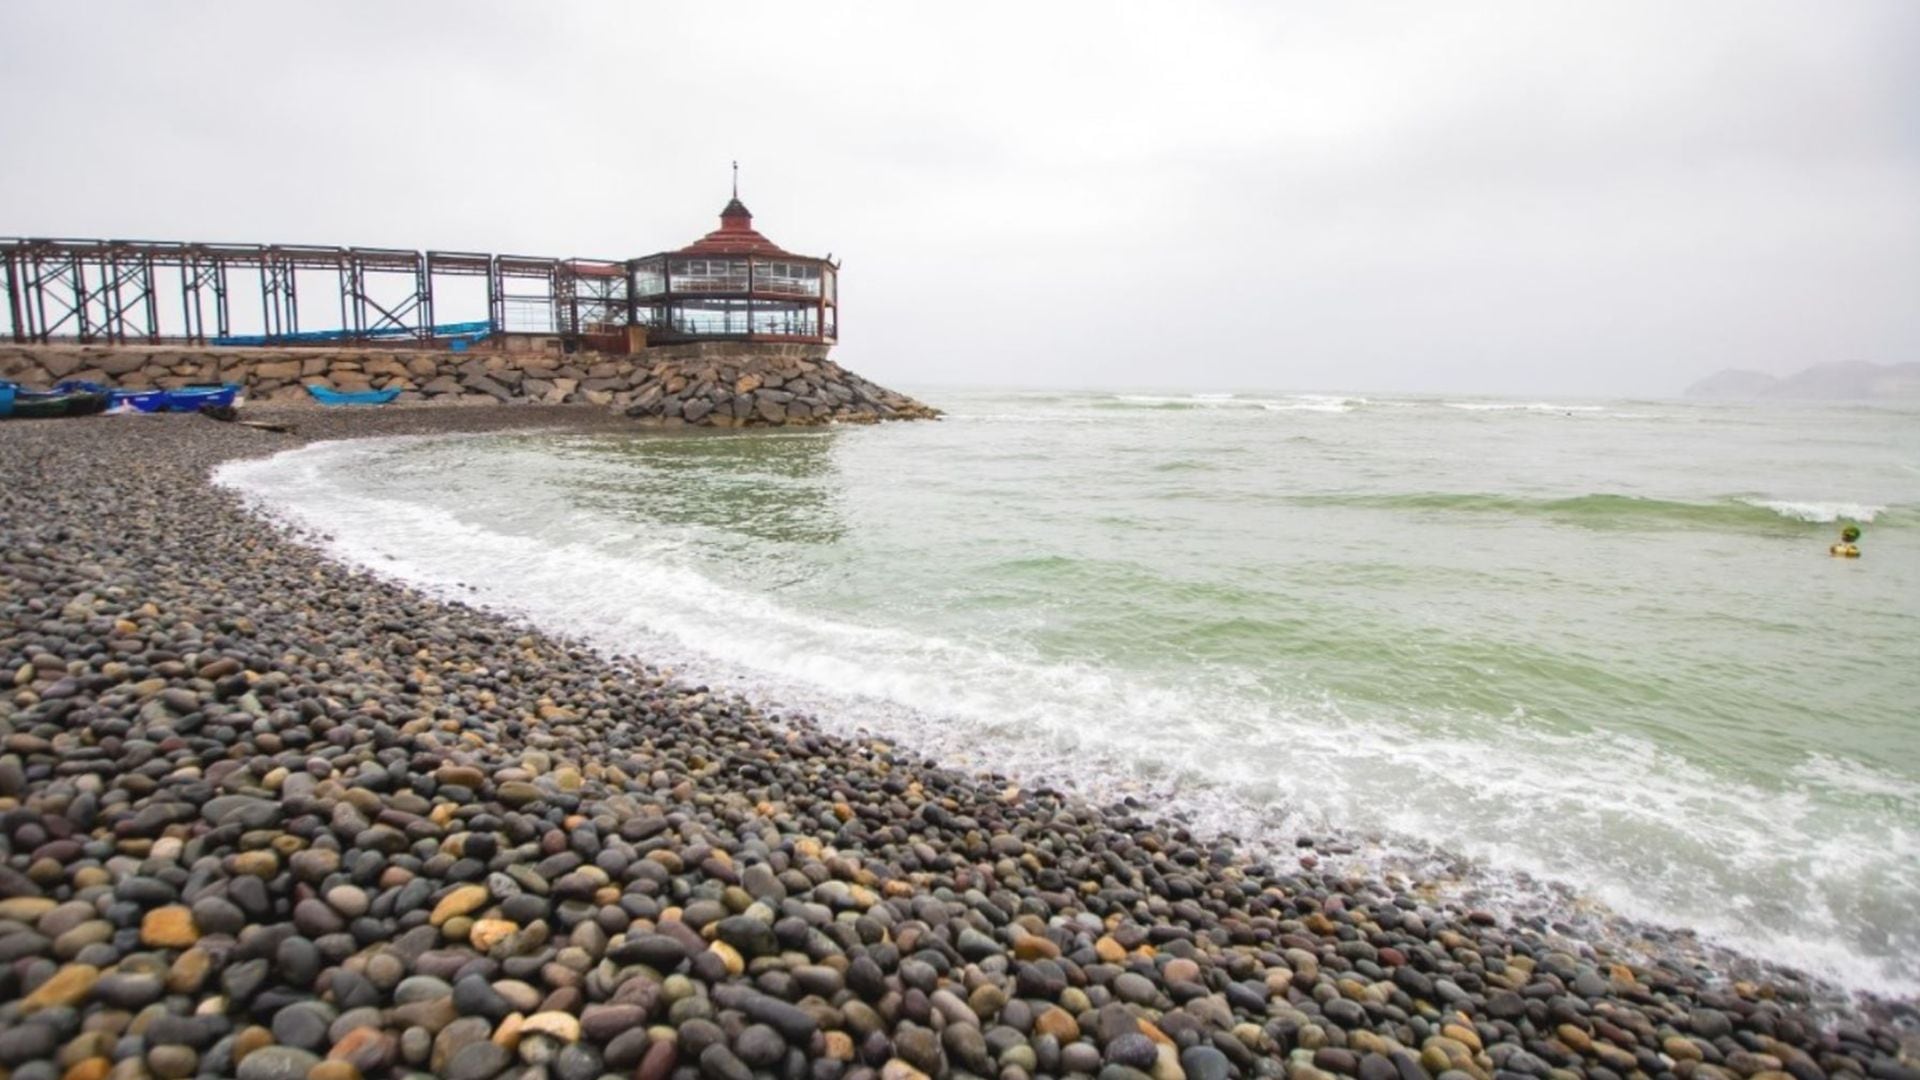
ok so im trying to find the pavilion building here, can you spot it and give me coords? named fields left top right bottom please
left=627, top=191, right=838, bottom=347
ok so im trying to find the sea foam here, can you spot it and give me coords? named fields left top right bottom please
left=1744, top=498, right=1886, bottom=524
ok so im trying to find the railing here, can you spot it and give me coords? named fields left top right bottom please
left=644, top=314, right=826, bottom=337
left=635, top=275, right=822, bottom=299
left=750, top=278, right=822, bottom=298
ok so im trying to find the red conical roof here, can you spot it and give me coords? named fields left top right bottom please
left=677, top=196, right=793, bottom=257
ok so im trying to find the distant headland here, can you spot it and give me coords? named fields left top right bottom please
left=1684, top=361, right=1920, bottom=402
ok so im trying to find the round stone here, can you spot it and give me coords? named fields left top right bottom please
left=735, top=1025, right=785, bottom=1068
left=236, top=1046, right=321, bottom=1080
left=1106, top=1033, right=1159, bottom=1069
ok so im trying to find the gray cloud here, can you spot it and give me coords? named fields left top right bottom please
left=3, top=0, right=1915, bottom=396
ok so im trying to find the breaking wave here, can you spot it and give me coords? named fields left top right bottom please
left=1105, top=393, right=1369, bottom=413
left=1289, top=491, right=1894, bottom=530
left=1444, top=400, right=1607, bottom=413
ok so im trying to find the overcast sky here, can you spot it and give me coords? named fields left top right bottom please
left=3, top=1, right=1916, bottom=397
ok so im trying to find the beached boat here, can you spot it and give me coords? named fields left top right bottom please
left=107, top=389, right=168, bottom=413
left=3, top=381, right=240, bottom=417
left=307, top=385, right=401, bottom=406
left=1, top=385, right=110, bottom=419
left=161, top=385, right=240, bottom=412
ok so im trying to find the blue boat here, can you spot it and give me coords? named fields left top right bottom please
left=57, top=382, right=161, bottom=413
left=162, top=385, right=240, bottom=412
left=52, top=381, right=238, bottom=412
left=1, top=381, right=110, bottom=418
left=306, top=385, right=401, bottom=406
left=107, top=389, right=168, bottom=413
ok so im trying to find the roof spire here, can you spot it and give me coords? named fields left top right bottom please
left=720, top=163, right=752, bottom=228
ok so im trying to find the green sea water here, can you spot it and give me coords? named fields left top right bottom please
left=220, top=390, right=1920, bottom=997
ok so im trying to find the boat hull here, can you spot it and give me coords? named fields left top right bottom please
left=306, top=385, right=401, bottom=406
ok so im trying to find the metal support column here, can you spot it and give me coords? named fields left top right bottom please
left=4, top=248, right=23, bottom=343
left=415, top=256, right=431, bottom=340
left=339, top=260, right=356, bottom=338
left=488, top=258, right=505, bottom=334
left=138, top=252, right=159, bottom=343
left=71, top=254, right=92, bottom=342
left=261, top=251, right=298, bottom=339
left=181, top=257, right=205, bottom=344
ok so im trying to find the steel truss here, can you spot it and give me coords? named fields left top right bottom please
left=0, top=237, right=630, bottom=346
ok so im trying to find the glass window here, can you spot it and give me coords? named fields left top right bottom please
left=631, top=258, right=665, bottom=297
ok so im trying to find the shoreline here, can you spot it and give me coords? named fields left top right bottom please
left=210, top=409, right=1912, bottom=1015
left=1, top=404, right=1914, bottom=1080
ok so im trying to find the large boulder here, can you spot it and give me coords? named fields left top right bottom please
left=462, top=375, right=512, bottom=400
left=96, top=351, right=150, bottom=376
left=38, top=352, right=86, bottom=379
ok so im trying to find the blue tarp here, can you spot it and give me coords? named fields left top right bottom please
left=213, top=320, right=492, bottom=347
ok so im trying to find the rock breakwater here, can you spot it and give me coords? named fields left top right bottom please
left=0, top=408, right=1914, bottom=1080
left=0, top=343, right=937, bottom=427
left=618, top=344, right=939, bottom=427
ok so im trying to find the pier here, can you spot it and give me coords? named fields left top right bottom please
left=2, top=189, right=839, bottom=354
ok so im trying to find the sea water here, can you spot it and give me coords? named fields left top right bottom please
left=217, top=391, right=1920, bottom=999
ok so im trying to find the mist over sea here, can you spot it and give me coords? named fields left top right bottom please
left=219, top=390, right=1920, bottom=999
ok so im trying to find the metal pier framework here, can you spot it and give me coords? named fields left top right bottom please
left=2, top=192, right=840, bottom=352
left=0, top=238, right=649, bottom=347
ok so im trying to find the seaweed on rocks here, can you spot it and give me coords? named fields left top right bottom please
left=0, top=405, right=1915, bottom=1080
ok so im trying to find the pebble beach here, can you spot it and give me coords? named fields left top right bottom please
left=0, top=406, right=1914, bottom=1080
